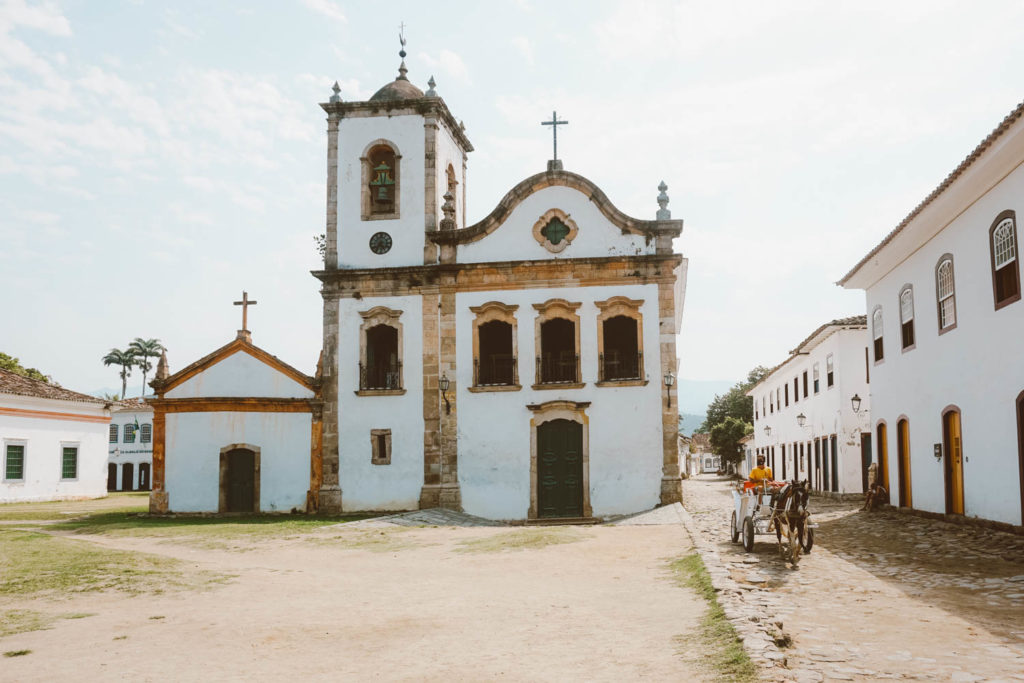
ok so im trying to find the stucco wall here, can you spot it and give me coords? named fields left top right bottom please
left=165, top=351, right=313, bottom=400
left=336, top=114, right=426, bottom=269
left=335, top=294, right=425, bottom=511
left=455, top=283, right=663, bottom=519
left=163, top=411, right=311, bottom=512
left=865, top=163, right=1024, bottom=525
left=1, top=396, right=108, bottom=503
left=457, top=186, right=654, bottom=264
left=751, top=328, right=871, bottom=493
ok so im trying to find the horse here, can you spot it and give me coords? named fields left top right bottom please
left=769, top=479, right=812, bottom=566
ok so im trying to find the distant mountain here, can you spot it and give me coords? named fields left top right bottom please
left=90, top=385, right=151, bottom=400
left=676, top=378, right=735, bottom=415
left=678, top=412, right=705, bottom=436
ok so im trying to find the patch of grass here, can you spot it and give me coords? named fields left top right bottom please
left=0, top=528, right=229, bottom=597
left=455, top=528, right=586, bottom=554
left=4, top=649, right=31, bottom=657
left=309, top=527, right=421, bottom=553
left=0, top=610, right=95, bottom=637
left=0, top=493, right=149, bottom=522
left=670, top=554, right=757, bottom=682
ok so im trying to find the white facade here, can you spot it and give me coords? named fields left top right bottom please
left=316, top=61, right=686, bottom=520
left=841, top=102, right=1024, bottom=526
left=107, top=400, right=154, bottom=492
left=1, top=373, right=109, bottom=503
left=749, top=320, right=872, bottom=494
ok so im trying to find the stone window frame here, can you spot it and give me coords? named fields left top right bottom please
left=360, top=139, right=402, bottom=221
left=532, top=298, right=583, bottom=390
left=4, top=439, right=27, bottom=482
left=140, top=423, right=152, bottom=444
left=468, top=301, right=521, bottom=393
left=531, top=208, right=580, bottom=254
left=371, top=429, right=392, bottom=465
left=525, top=400, right=592, bottom=521
left=218, top=443, right=261, bottom=513
left=357, top=306, right=406, bottom=396
left=60, top=441, right=79, bottom=481
left=594, top=296, right=648, bottom=387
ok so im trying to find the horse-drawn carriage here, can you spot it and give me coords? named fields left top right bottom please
left=729, top=479, right=815, bottom=565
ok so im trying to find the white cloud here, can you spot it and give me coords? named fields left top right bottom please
left=0, top=0, right=72, bottom=36
left=300, top=0, right=346, bottom=24
left=417, top=49, right=471, bottom=85
left=511, top=37, right=534, bottom=66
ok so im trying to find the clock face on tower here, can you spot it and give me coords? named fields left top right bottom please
left=369, top=231, right=392, bottom=254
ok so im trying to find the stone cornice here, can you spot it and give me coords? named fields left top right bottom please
left=320, top=97, right=473, bottom=153
left=426, top=169, right=683, bottom=246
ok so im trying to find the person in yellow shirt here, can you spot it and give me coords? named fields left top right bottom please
left=749, top=455, right=773, bottom=483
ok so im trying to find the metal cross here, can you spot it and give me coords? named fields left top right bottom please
left=541, top=110, right=568, bottom=161
left=233, top=291, right=257, bottom=331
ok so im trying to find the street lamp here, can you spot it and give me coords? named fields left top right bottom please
left=664, top=371, right=675, bottom=408
left=797, top=413, right=806, bottom=428
left=440, top=374, right=451, bottom=415
left=851, top=394, right=862, bottom=413
left=764, top=425, right=771, bottom=436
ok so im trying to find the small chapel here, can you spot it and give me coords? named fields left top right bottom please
left=148, top=41, right=689, bottom=522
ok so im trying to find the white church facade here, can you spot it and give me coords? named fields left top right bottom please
left=840, top=100, right=1024, bottom=527
left=309, top=54, right=687, bottom=520
left=145, top=51, right=687, bottom=521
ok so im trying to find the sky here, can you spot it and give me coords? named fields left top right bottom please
left=2, top=0, right=1023, bottom=398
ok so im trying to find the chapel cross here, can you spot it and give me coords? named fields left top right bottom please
left=233, top=291, right=257, bottom=332
left=541, top=110, right=568, bottom=161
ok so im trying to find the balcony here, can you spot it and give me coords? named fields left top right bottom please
left=474, top=354, right=517, bottom=387
left=359, top=360, right=403, bottom=392
left=536, top=353, right=580, bottom=385
left=599, top=350, right=643, bottom=382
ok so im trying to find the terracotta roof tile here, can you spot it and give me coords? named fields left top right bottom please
left=0, top=368, right=106, bottom=405
left=839, top=100, right=1024, bottom=286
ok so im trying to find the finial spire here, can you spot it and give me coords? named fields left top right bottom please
left=397, top=22, right=408, bottom=81
left=656, top=181, right=671, bottom=220
left=425, top=76, right=437, bottom=97
left=155, top=351, right=170, bottom=382
left=329, top=81, right=341, bottom=103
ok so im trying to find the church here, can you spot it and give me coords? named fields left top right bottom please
left=149, top=45, right=689, bottom=521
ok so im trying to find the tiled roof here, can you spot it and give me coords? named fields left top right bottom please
left=839, top=99, right=1024, bottom=286
left=0, top=368, right=106, bottom=405
left=113, top=397, right=152, bottom=410
left=789, top=315, right=867, bottom=355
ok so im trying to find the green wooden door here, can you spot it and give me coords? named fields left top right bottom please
left=226, top=449, right=256, bottom=512
left=537, top=419, right=583, bottom=518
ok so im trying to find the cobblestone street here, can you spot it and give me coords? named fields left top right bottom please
left=681, top=475, right=1024, bottom=682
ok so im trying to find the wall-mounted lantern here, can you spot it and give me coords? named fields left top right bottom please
left=764, top=425, right=771, bottom=437
left=796, top=413, right=806, bottom=428
left=664, top=371, right=675, bottom=408
left=851, top=394, right=862, bottom=413
left=440, top=373, right=451, bottom=415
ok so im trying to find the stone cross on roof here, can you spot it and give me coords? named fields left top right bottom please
left=541, top=110, right=568, bottom=162
left=233, top=291, right=257, bottom=333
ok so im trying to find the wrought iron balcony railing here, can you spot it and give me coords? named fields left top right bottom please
left=474, top=355, right=517, bottom=386
left=359, top=360, right=403, bottom=391
left=599, top=350, right=642, bottom=382
left=536, top=353, right=580, bottom=384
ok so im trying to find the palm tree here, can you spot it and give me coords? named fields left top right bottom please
left=102, top=348, right=135, bottom=400
left=129, top=338, right=165, bottom=396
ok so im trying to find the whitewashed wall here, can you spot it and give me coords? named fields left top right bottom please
left=1, top=395, right=108, bottom=503
left=336, top=114, right=426, bottom=269
left=164, top=411, right=311, bottom=512
left=435, top=124, right=467, bottom=230
left=751, top=328, right=871, bottom=493
left=108, top=407, right=153, bottom=490
left=865, top=162, right=1024, bottom=525
left=456, top=283, right=663, bottom=519
left=335, top=294, right=425, bottom=510
left=457, top=186, right=654, bottom=264
left=165, top=352, right=314, bottom=399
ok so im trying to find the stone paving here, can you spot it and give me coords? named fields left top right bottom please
left=338, top=508, right=507, bottom=528
left=680, top=475, right=1024, bottom=682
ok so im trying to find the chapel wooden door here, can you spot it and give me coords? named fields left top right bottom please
left=537, top=419, right=583, bottom=519
left=943, top=411, right=965, bottom=515
left=121, top=463, right=134, bottom=491
left=225, top=449, right=256, bottom=513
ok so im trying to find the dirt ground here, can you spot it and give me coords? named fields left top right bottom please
left=1, top=519, right=710, bottom=682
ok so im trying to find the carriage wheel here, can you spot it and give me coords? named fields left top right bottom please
left=742, top=517, right=755, bottom=552
left=730, top=511, right=740, bottom=543
left=801, top=527, right=814, bottom=554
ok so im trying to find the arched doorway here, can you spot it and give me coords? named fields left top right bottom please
left=121, top=463, right=134, bottom=491
left=942, top=408, right=965, bottom=515
left=876, top=422, right=890, bottom=504
left=537, top=419, right=583, bottom=518
left=896, top=418, right=912, bottom=508
left=138, top=463, right=151, bottom=491
left=219, top=445, right=260, bottom=513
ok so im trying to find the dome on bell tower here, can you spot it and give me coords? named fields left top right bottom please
left=369, top=32, right=424, bottom=102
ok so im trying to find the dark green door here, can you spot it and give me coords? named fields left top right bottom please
left=537, top=419, right=583, bottom=518
left=226, top=449, right=256, bottom=512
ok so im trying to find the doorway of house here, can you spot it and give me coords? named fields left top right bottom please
left=943, top=409, right=965, bottom=515
left=107, top=463, right=117, bottom=491
left=121, top=463, right=134, bottom=491
left=138, top=463, right=151, bottom=491
left=897, top=419, right=912, bottom=508
left=537, top=419, right=583, bottom=519
left=222, top=448, right=257, bottom=513
left=860, top=432, right=872, bottom=493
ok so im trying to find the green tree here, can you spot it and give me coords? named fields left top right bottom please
left=699, top=365, right=771, bottom=432
left=128, top=338, right=165, bottom=396
left=102, top=348, right=135, bottom=400
left=0, top=352, right=50, bottom=383
left=709, top=417, right=753, bottom=468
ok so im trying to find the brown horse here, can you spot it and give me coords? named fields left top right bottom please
left=770, top=479, right=812, bottom=566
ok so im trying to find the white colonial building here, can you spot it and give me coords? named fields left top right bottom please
left=1, top=368, right=110, bottom=503
left=308, top=51, right=687, bottom=521
left=840, top=101, right=1024, bottom=527
left=748, top=317, right=872, bottom=494
left=107, top=398, right=153, bottom=492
